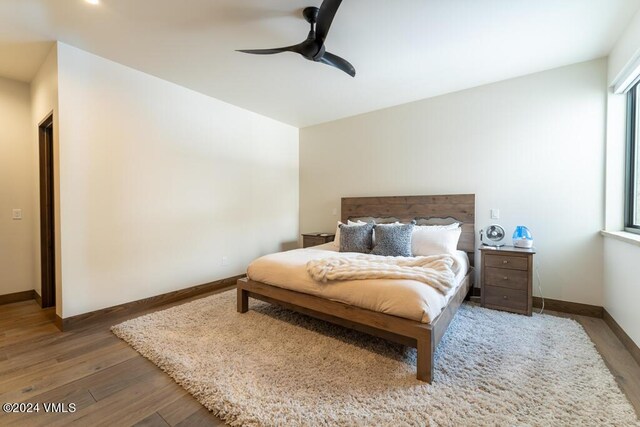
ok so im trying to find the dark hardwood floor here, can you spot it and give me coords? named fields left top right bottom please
left=0, top=288, right=231, bottom=427
left=1, top=289, right=638, bottom=426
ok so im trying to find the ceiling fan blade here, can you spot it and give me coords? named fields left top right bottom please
left=316, top=0, right=343, bottom=44
left=318, top=52, right=355, bottom=77
left=237, top=44, right=303, bottom=55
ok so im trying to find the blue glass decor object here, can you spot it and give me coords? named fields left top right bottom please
left=512, top=226, right=533, bottom=249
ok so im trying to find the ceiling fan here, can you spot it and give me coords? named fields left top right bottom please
left=237, top=0, right=355, bottom=77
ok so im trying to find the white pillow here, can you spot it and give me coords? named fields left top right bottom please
left=333, top=220, right=368, bottom=248
left=416, top=222, right=460, bottom=230
left=411, top=226, right=462, bottom=256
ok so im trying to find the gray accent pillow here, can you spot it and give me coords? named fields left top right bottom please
left=370, top=221, right=415, bottom=257
left=339, top=223, right=374, bottom=253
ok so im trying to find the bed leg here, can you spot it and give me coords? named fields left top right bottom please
left=416, top=333, right=433, bottom=383
left=237, top=287, right=249, bottom=313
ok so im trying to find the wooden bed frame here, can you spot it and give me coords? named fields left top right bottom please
left=237, top=194, right=475, bottom=383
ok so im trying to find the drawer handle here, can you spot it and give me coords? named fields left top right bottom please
left=503, top=260, right=509, bottom=264
left=503, top=295, right=508, bottom=299
left=503, top=276, right=508, bottom=280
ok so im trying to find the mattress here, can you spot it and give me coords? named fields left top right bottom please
left=246, top=243, right=470, bottom=323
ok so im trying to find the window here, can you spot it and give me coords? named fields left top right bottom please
left=627, top=82, right=640, bottom=233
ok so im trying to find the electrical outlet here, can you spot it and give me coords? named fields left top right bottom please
left=490, top=209, right=500, bottom=220
left=12, top=209, right=22, bottom=220
left=221, top=256, right=229, bottom=266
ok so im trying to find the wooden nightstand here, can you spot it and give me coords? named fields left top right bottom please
left=302, top=232, right=335, bottom=248
left=480, top=246, right=535, bottom=316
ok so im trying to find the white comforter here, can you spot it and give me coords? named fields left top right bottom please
left=247, top=244, right=470, bottom=323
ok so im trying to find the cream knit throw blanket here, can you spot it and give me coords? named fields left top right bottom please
left=306, top=254, right=458, bottom=294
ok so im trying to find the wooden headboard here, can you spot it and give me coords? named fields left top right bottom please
left=341, top=194, right=476, bottom=265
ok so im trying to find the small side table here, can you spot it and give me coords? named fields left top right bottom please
left=302, top=232, right=335, bottom=248
left=480, top=246, right=536, bottom=316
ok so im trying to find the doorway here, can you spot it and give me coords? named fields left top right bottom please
left=38, top=114, right=55, bottom=308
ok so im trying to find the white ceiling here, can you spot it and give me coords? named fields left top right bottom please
left=0, top=0, right=639, bottom=127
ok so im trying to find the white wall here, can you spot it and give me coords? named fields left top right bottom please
left=30, top=44, right=60, bottom=308
left=603, top=239, right=640, bottom=346
left=300, top=59, right=607, bottom=306
left=603, top=13, right=640, bottom=348
left=609, top=7, right=640, bottom=87
left=56, top=43, right=299, bottom=318
left=0, top=76, right=35, bottom=295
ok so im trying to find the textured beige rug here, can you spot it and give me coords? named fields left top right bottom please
left=112, top=290, right=639, bottom=426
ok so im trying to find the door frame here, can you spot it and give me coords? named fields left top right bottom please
left=38, top=113, right=55, bottom=308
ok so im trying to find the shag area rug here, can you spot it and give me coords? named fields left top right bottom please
left=112, top=290, right=639, bottom=426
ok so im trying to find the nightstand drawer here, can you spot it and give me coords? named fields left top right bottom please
left=484, top=254, right=528, bottom=271
left=484, top=267, right=528, bottom=290
left=483, top=286, right=528, bottom=312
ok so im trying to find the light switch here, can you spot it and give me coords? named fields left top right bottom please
left=12, top=209, right=22, bottom=220
left=490, top=208, right=500, bottom=220
left=332, top=208, right=337, bottom=216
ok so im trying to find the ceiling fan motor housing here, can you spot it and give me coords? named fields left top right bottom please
left=303, top=7, right=320, bottom=24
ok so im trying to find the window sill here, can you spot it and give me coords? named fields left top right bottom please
left=600, top=230, right=640, bottom=247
